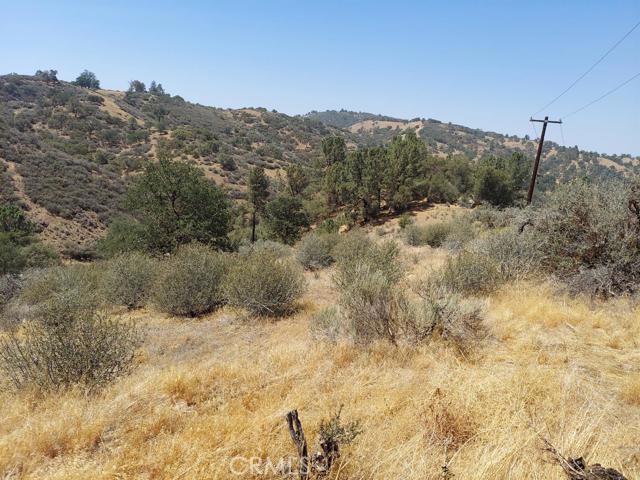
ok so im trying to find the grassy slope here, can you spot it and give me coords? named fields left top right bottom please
left=1, top=208, right=639, bottom=479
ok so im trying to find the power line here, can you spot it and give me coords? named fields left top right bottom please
left=561, top=69, right=640, bottom=119
left=533, top=17, right=640, bottom=116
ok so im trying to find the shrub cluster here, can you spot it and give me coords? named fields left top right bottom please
left=1, top=264, right=141, bottom=391
left=101, top=252, right=157, bottom=309
left=530, top=179, right=640, bottom=297
left=296, top=232, right=339, bottom=270
left=153, top=243, right=227, bottom=317
left=315, top=232, right=488, bottom=352
left=413, top=285, right=487, bottom=355
left=225, top=249, right=306, bottom=316
left=403, top=216, right=476, bottom=250
left=332, top=234, right=407, bottom=343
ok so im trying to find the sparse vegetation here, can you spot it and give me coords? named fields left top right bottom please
left=2, top=73, right=640, bottom=480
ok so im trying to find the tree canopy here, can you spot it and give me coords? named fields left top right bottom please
left=126, top=154, right=232, bottom=252
left=73, top=70, right=100, bottom=89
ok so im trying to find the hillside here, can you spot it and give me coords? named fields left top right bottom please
left=0, top=74, right=333, bottom=250
left=2, top=74, right=640, bottom=251
left=305, top=109, right=640, bottom=191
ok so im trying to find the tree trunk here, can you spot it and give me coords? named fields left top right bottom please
left=251, top=209, right=257, bottom=244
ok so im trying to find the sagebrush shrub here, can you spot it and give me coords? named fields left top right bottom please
left=432, top=252, right=501, bottom=296
left=153, top=243, right=227, bottom=317
left=20, top=265, right=102, bottom=320
left=296, top=232, right=338, bottom=270
left=334, top=262, right=410, bottom=344
left=101, top=252, right=157, bottom=309
left=0, top=310, right=141, bottom=391
left=224, top=249, right=305, bottom=316
left=238, top=239, right=292, bottom=258
left=335, top=232, right=403, bottom=285
left=413, top=285, right=487, bottom=355
left=398, top=213, right=414, bottom=229
left=333, top=234, right=408, bottom=343
left=1, top=267, right=141, bottom=390
left=531, top=179, right=640, bottom=297
left=469, top=228, right=541, bottom=281
left=403, top=217, right=476, bottom=250
left=421, top=222, right=453, bottom=247
left=310, top=306, right=343, bottom=341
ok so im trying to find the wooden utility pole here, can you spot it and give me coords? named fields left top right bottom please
left=527, top=116, right=562, bottom=204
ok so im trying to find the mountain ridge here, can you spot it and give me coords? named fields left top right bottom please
left=1, top=73, right=638, bottom=251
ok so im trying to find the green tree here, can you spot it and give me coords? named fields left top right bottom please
left=321, top=135, right=347, bottom=166
left=73, top=70, right=100, bottom=89
left=285, top=164, right=309, bottom=196
left=343, top=147, right=386, bottom=220
left=128, top=80, right=146, bottom=93
left=322, top=136, right=349, bottom=208
left=149, top=81, right=165, bottom=95
left=247, top=166, right=270, bottom=243
left=265, top=195, right=309, bottom=245
left=97, top=216, right=147, bottom=258
left=126, top=155, right=231, bottom=252
left=385, top=131, right=428, bottom=211
left=0, top=204, right=35, bottom=244
left=473, top=163, right=515, bottom=206
left=0, top=234, right=26, bottom=274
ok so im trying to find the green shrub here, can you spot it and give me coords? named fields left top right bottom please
left=310, top=306, right=344, bottom=341
left=334, top=232, right=403, bottom=285
left=97, top=217, right=147, bottom=258
left=296, top=232, right=339, bottom=270
left=0, top=275, right=22, bottom=314
left=21, top=243, right=60, bottom=269
left=0, top=234, right=25, bottom=274
left=398, top=213, right=414, bottom=229
left=334, top=262, right=409, bottom=344
left=531, top=179, right=640, bottom=297
left=403, top=217, right=476, bottom=249
left=153, top=243, right=227, bottom=317
left=431, top=252, right=501, bottom=296
left=224, top=249, right=305, bottom=316
left=101, top=252, right=157, bottom=309
left=332, top=233, right=407, bottom=343
left=441, top=217, right=477, bottom=250
left=420, top=222, right=453, bottom=247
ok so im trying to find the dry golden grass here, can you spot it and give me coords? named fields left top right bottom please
left=2, top=212, right=640, bottom=479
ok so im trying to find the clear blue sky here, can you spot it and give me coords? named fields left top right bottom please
left=2, top=0, right=639, bottom=155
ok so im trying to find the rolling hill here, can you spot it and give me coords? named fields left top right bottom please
left=1, top=74, right=638, bottom=251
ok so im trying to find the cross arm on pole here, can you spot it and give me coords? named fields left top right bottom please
left=530, top=117, right=562, bottom=124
